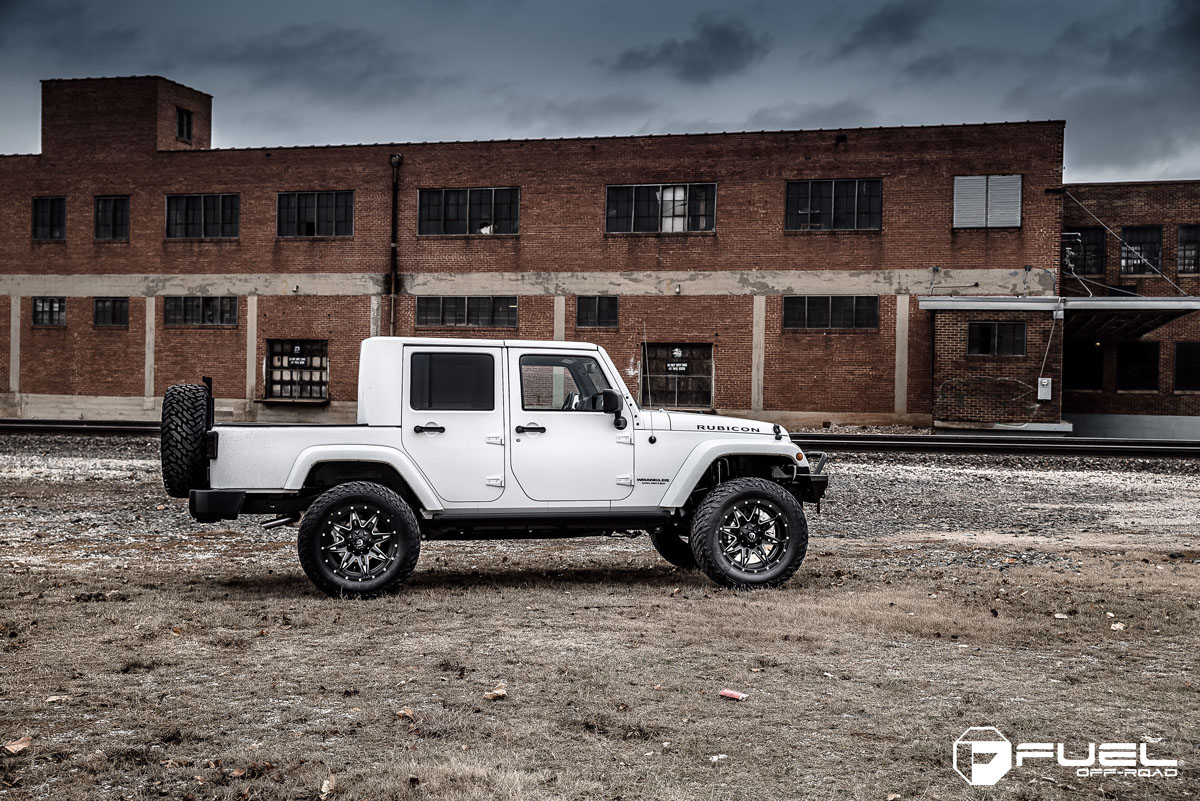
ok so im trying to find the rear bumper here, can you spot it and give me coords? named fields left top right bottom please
left=779, top=451, right=829, bottom=504
left=189, top=490, right=310, bottom=523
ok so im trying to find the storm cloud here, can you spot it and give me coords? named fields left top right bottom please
left=608, top=12, right=771, bottom=84
left=838, top=0, right=941, bottom=56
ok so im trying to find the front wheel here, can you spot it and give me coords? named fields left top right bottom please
left=297, top=482, right=421, bottom=597
left=690, top=477, right=808, bottom=589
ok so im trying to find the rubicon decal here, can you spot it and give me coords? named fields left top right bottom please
left=953, top=727, right=1179, bottom=786
left=696, top=425, right=760, bottom=432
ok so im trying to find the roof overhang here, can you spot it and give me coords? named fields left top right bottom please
left=917, top=296, right=1200, bottom=340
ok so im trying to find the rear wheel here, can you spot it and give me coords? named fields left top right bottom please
left=690, top=477, right=808, bottom=589
left=649, top=517, right=697, bottom=569
left=297, top=482, right=421, bottom=597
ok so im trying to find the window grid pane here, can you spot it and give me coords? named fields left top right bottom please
left=414, top=296, right=518, bottom=327
left=267, top=339, right=329, bottom=400
left=166, top=194, right=239, bottom=239
left=1178, top=225, right=1200, bottom=274
left=32, top=297, right=66, bottom=326
left=782, top=296, right=879, bottom=330
left=93, top=297, right=129, bottom=327
left=1176, top=342, right=1200, bottom=391
left=164, top=295, right=237, bottom=325
left=1121, top=226, right=1162, bottom=273
left=32, top=198, right=66, bottom=240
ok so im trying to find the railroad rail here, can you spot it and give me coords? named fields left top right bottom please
left=2, top=418, right=1199, bottom=457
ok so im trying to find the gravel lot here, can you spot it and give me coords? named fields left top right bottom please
left=1, top=435, right=1197, bottom=800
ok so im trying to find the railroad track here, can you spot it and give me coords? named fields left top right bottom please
left=2, top=418, right=1199, bottom=457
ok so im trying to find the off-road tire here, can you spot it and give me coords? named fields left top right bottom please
left=160, top=383, right=210, bottom=498
left=690, top=477, right=808, bottom=589
left=649, top=517, right=697, bottom=569
left=297, top=481, right=421, bottom=597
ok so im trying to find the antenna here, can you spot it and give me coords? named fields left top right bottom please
left=643, top=321, right=656, bottom=443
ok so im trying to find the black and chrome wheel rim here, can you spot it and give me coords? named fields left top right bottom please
left=321, top=505, right=399, bottom=582
left=718, top=499, right=789, bottom=574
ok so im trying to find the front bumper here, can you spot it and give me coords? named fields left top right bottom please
left=779, top=451, right=829, bottom=504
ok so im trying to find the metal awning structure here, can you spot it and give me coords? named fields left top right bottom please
left=918, top=296, right=1200, bottom=340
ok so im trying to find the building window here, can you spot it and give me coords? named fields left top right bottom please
left=606, top=184, right=715, bottom=233
left=952, top=175, right=1022, bottom=228
left=415, top=296, right=517, bottom=327
left=164, top=296, right=238, bottom=326
left=1063, top=228, right=1105, bottom=275
left=1178, top=226, right=1200, bottom=274
left=576, top=296, right=619, bottom=328
left=418, top=188, right=519, bottom=235
left=782, top=295, right=879, bottom=330
left=784, top=179, right=881, bottom=231
left=177, top=108, right=193, bottom=141
left=94, top=196, right=130, bottom=241
left=267, top=340, right=328, bottom=400
left=1063, top=339, right=1103, bottom=390
left=1120, top=226, right=1162, bottom=274
left=166, top=194, right=239, bottom=238
left=1117, top=341, right=1159, bottom=390
left=93, top=297, right=129, bottom=327
left=967, top=322, right=1026, bottom=356
left=1176, top=343, right=1200, bottom=391
left=32, top=197, right=66, bottom=240
left=641, top=343, right=713, bottom=408
left=410, top=352, right=495, bottom=411
left=32, top=297, right=66, bottom=326
left=277, top=191, right=354, bottom=237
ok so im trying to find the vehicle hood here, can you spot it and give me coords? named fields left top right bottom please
left=662, top=411, right=782, bottom=437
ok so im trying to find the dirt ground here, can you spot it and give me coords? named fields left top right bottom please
left=0, top=435, right=1197, bottom=800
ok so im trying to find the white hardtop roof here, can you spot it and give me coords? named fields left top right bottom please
left=363, top=336, right=599, bottom=350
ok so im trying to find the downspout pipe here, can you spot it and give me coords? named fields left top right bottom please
left=389, top=153, right=402, bottom=336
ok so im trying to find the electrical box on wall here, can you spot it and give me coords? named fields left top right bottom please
left=1037, top=377, right=1052, bottom=400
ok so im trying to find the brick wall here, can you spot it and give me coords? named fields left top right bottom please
left=154, top=296, right=246, bottom=397
left=933, top=310, right=1063, bottom=424
left=20, top=297, right=145, bottom=396
left=256, top=296, right=373, bottom=402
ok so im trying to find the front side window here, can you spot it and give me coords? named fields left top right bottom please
left=1177, top=225, right=1200, bottom=274
left=1120, top=226, right=1161, bottom=274
left=164, top=296, right=238, bottom=326
left=782, top=296, right=879, bottom=329
left=95, top=196, right=130, bottom=241
left=415, top=296, right=518, bottom=327
left=32, top=197, right=66, bottom=240
left=606, top=183, right=715, bottom=233
left=952, top=175, right=1022, bottom=228
left=520, top=354, right=612, bottom=411
left=32, top=297, right=66, bottom=326
left=967, top=322, right=1026, bottom=356
left=1117, top=341, right=1159, bottom=390
left=418, top=188, right=519, bottom=235
left=166, top=194, right=239, bottom=238
left=267, top=340, right=329, bottom=399
left=576, top=296, right=619, bottom=328
left=94, top=297, right=129, bottom=327
left=277, top=191, right=354, bottom=237
left=410, top=352, right=495, bottom=411
left=785, top=180, right=881, bottom=231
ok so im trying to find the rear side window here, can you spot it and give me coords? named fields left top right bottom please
left=409, top=352, right=494, bottom=410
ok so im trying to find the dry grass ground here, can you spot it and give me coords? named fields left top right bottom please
left=0, top=437, right=1197, bottom=800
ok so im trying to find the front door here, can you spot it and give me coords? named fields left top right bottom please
left=507, top=349, right=634, bottom=502
left=401, top=346, right=505, bottom=503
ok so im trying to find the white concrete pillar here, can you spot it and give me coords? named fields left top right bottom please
left=553, top=295, right=566, bottom=341
left=143, top=296, right=155, bottom=400
left=751, top=295, right=766, bottom=412
left=245, top=295, right=258, bottom=402
left=9, top=296, right=20, bottom=393
left=894, top=294, right=910, bottom=416
left=370, top=295, right=381, bottom=338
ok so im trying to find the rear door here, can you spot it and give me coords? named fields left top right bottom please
left=507, top=348, right=634, bottom=502
left=401, top=345, right=505, bottom=503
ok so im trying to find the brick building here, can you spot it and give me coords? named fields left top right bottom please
left=1, top=75, right=1195, bottom=435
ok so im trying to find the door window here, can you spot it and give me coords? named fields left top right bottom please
left=410, top=352, right=495, bottom=410
left=519, top=354, right=611, bottom=411
left=641, top=343, right=713, bottom=408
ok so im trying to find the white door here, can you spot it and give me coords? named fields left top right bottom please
left=507, top=349, right=634, bottom=502
left=401, top=346, right=505, bottom=503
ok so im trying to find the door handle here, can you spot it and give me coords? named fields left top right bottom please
left=515, top=424, right=546, bottom=434
left=413, top=424, right=446, bottom=434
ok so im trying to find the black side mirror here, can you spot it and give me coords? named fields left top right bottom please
left=600, top=389, right=627, bottom=429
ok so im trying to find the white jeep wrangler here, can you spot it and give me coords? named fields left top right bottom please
left=161, top=337, right=828, bottom=595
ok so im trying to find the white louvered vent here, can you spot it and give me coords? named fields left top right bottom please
left=953, top=176, right=988, bottom=228
left=986, top=174, right=1022, bottom=227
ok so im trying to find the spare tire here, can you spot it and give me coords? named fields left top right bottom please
left=161, top=383, right=210, bottom=498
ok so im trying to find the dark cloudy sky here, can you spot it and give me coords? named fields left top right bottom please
left=0, top=0, right=1196, bottom=182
